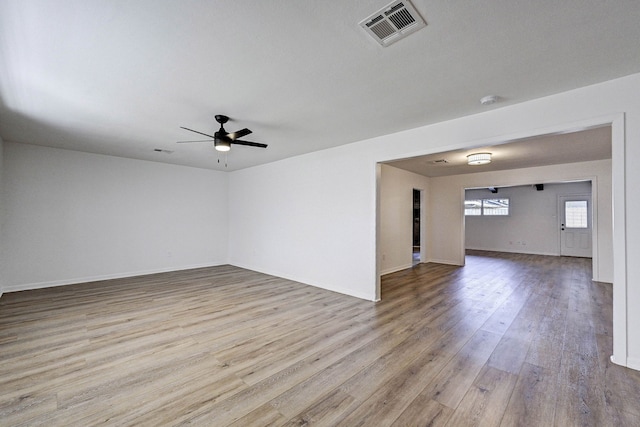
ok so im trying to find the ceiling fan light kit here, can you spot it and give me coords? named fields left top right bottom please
left=215, top=140, right=231, bottom=152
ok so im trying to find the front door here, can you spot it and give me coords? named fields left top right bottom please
left=560, top=195, right=592, bottom=258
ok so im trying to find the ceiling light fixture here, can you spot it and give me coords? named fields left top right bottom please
left=467, top=152, right=491, bottom=165
left=480, top=95, right=500, bottom=105
left=214, top=138, right=231, bottom=152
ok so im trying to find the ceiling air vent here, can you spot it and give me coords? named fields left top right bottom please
left=359, top=0, right=426, bottom=47
left=153, top=148, right=174, bottom=154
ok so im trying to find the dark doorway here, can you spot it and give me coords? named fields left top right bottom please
left=413, top=189, right=421, bottom=265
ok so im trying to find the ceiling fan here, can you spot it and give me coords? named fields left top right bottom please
left=178, top=115, right=267, bottom=152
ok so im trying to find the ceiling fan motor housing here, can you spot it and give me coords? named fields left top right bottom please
left=215, top=115, right=229, bottom=124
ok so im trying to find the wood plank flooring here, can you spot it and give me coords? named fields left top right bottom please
left=1, top=251, right=639, bottom=426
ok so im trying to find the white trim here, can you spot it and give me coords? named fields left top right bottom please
left=232, top=261, right=378, bottom=302
left=625, top=357, right=640, bottom=371
left=375, top=163, right=383, bottom=301
left=3, top=262, right=225, bottom=293
left=427, top=258, right=464, bottom=266
left=591, top=178, right=600, bottom=281
left=380, top=264, right=414, bottom=276
left=611, top=113, right=628, bottom=367
left=465, top=247, right=560, bottom=257
left=460, top=186, right=467, bottom=266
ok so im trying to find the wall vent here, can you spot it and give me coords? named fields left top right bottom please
left=359, top=0, right=426, bottom=47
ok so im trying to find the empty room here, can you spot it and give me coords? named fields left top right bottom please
left=1, top=1, right=640, bottom=425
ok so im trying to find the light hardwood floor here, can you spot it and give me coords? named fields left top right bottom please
left=1, top=251, right=639, bottom=426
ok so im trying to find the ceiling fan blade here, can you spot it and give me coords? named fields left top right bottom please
left=228, top=128, right=252, bottom=140
left=180, top=126, right=216, bottom=139
left=176, top=139, right=214, bottom=143
left=232, top=140, right=268, bottom=148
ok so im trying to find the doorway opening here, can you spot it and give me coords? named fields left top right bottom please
left=375, top=115, right=627, bottom=369
left=463, top=181, right=594, bottom=261
left=412, top=189, right=421, bottom=265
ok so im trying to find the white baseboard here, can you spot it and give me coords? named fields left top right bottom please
left=380, top=263, right=413, bottom=276
left=610, top=354, right=626, bottom=367
left=3, top=262, right=226, bottom=293
left=465, top=247, right=559, bottom=257
left=4, top=261, right=379, bottom=302
left=230, top=262, right=378, bottom=302
left=311, top=281, right=378, bottom=302
left=428, top=258, right=464, bottom=266
left=626, top=356, right=640, bottom=371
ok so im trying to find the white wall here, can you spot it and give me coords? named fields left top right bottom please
left=228, top=143, right=377, bottom=300
left=229, top=73, right=639, bottom=369
left=379, top=164, right=430, bottom=275
left=2, top=142, right=229, bottom=291
left=0, top=136, right=4, bottom=296
left=465, top=181, right=593, bottom=256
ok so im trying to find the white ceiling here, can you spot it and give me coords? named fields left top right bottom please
left=0, top=1, right=639, bottom=171
left=385, top=126, right=612, bottom=177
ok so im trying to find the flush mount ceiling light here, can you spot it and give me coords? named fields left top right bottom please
left=467, top=153, right=492, bottom=165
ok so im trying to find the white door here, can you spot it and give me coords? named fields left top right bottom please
left=560, top=195, right=592, bottom=258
